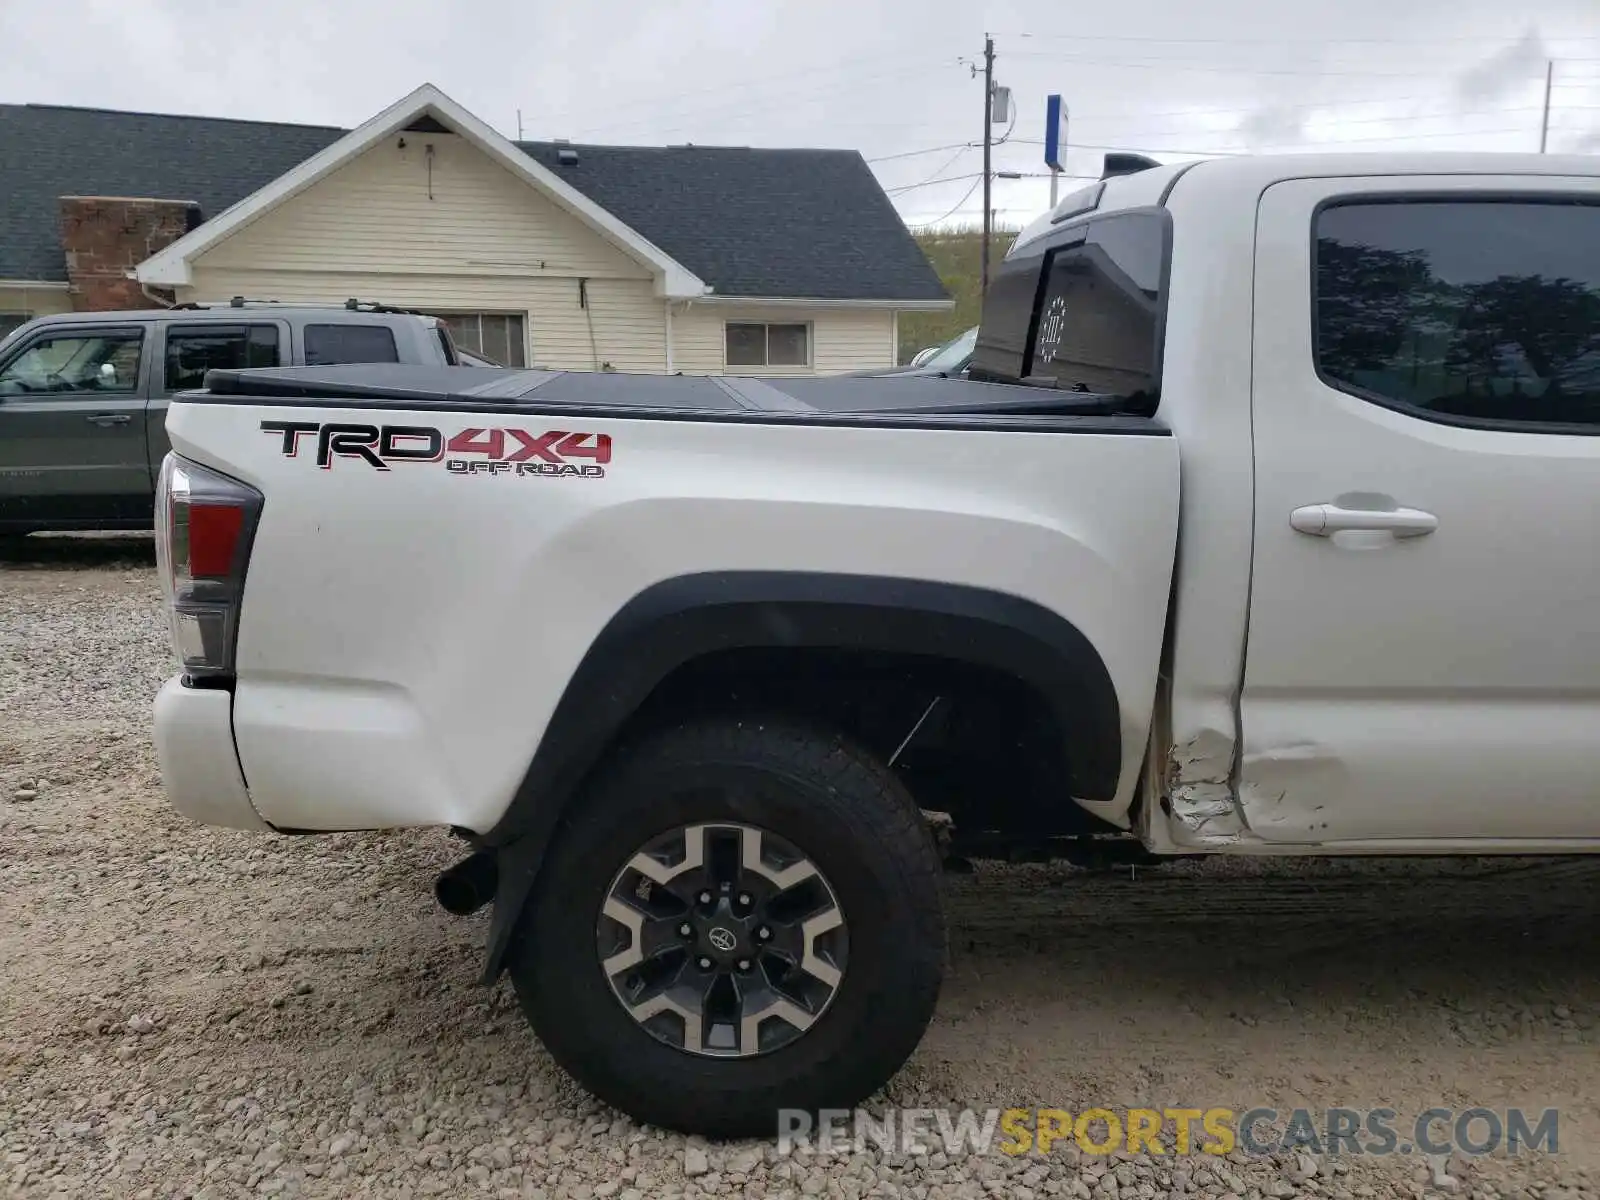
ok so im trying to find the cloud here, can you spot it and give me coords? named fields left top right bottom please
left=1455, top=28, right=1548, bottom=107
left=1233, top=105, right=1309, bottom=151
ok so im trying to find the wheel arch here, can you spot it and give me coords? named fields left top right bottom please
left=477, top=571, right=1121, bottom=983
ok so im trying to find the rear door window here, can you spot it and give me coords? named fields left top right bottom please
left=1314, top=197, right=1600, bottom=429
left=164, top=324, right=279, bottom=392
left=303, top=324, right=399, bottom=365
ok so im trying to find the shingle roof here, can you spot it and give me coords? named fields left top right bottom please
left=0, top=105, right=344, bottom=283
left=518, top=141, right=948, bottom=300
left=0, top=103, right=948, bottom=302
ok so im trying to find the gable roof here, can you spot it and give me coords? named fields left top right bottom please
left=518, top=141, right=949, bottom=302
left=0, top=87, right=949, bottom=304
left=133, top=85, right=707, bottom=298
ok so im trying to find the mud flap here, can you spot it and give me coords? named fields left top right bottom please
left=478, top=835, right=549, bottom=985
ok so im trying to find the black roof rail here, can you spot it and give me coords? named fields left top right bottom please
left=164, top=297, right=436, bottom=317
left=1101, top=152, right=1162, bottom=180
left=341, top=298, right=431, bottom=316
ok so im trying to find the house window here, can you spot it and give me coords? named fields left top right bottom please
left=0, top=313, right=30, bottom=343
left=726, top=322, right=810, bottom=368
left=429, top=313, right=527, bottom=367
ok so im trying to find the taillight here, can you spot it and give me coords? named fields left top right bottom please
left=155, top=454, right=263, bottom=683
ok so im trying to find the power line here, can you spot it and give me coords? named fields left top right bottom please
left=994, top=31, right=1600, bottom=47
left=907, top=178, right=985, bottom=228
left=886, top=144, right=976, bottom=191
left=1010, top=123, right=1554, bottom=158
left=1067, top=95, right=1597, bottom=122
left=886, top=171, right=985, bottom=195
left=1001, top=51, right=1600, bottom=78
left=1070, top=104, right=1547, bottom=132
left=867, top=142, right=975, bottom=163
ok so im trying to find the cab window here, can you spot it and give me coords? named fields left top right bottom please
left=0, top=330, right=144, bottom=395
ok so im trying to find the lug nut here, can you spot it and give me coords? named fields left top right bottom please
left=738, top=892, right=751, bottom=906
left=737, top=959, right=751, bottom=971
left=757, top=927, right=771, bottom=940
left=678, top=923, right=692, bottom=938
left=698, top=891, right=712, bottom=904
left=698, top=957, right=712, bottom=970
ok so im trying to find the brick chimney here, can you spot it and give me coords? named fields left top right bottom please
left=59, top=196, right=201, bottom=311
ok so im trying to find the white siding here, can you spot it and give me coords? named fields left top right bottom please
left=182, top=132, right=666, bottom=371
left=0, top=284, right=73, bottom=320
left=184, top=269, right=664, bottom=372
left=175, top=131, right=899, bottom=377
left=672, top=303, right=895, bottom=375
left=198, top=134, right=649, bottom=281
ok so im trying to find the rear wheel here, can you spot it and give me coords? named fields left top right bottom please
left=508, top=715, right=946, bottom=1138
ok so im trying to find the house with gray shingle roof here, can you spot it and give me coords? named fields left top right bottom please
left=0, top=84, right=950, bottom=372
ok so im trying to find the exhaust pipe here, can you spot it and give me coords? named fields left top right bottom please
left=435, top=849, right=498, bottom=916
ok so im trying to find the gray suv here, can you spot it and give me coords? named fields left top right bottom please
left=0, top=300, right=465, bottom=534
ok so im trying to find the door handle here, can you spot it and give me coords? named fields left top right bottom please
left=1290, top=504, right=1438, bottom=538
left=85, top=413, right=131, bottom=426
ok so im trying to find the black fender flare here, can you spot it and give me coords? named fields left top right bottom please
left=477, top=571, right=1121, bottom=983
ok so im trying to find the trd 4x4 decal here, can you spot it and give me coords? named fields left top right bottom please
left=260, top=421, right=611, bottom=478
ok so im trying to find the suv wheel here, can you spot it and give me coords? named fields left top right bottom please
left=508, top=716, right=946, bottom=1138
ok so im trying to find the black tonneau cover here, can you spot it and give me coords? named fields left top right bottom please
left=194, top=364, right=1169, bottom=434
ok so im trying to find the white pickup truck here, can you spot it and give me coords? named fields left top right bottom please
left=151, top=151, right=1600, bottom=1138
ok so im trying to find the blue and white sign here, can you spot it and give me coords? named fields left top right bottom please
left=1044, top=94, right=1063, bottom=171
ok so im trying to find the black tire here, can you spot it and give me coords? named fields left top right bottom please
left=508, top=714, right=947, bottom=1138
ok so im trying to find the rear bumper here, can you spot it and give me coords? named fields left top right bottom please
left=152, top=675, right=268, bottom=833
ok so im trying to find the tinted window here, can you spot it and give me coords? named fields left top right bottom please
left=1027, top=213, right=1165, bottom=399
left=969, top=238, right=1047, bottom=381
left=164, top=324, right=278, bottom=391
left=969, top=212, right=1167, bottom=401
left=304, top=324, right=399, bottom=365
left=1315, top=199, right=1600, bottom=428
left=0, top=330, right=143, bottom=395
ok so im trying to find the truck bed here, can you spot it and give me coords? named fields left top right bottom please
left=194, top=364, right=1167, bottom=434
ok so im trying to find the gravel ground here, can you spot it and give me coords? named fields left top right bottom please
left=3, top=534, right=1599, bottom=1200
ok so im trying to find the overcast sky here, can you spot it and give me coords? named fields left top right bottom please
left=4, top=0, right=1598, bottom=227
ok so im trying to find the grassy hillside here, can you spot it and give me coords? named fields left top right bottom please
left=898, top=224, right=1018, bottom=364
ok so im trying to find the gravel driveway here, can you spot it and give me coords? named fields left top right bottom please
left=3, top=535, right=1598, bottom=1200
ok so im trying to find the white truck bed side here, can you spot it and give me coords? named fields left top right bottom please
left=165, top=401, right=1180, bottom=833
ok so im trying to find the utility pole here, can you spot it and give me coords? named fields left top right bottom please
left=1539, top=60, right=1553, bottom=153
left=981, top=34, right=995, bottom=302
